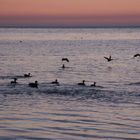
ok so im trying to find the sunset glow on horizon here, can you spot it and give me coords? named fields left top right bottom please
left=0, top=0, right=140, bottom=27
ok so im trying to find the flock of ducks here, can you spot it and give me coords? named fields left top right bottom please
left=10, top=73, right=39, bottom=88
left=9, top=57, right=96, bottom=88
left=10, top=54, right=140, bottom=88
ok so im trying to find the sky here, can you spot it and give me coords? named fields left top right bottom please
left=0, top=0, right=140, bottom=27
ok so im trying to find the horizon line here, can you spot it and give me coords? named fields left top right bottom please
left=0, top=25, right=140, bottom=29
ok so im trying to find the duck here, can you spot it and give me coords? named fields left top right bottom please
left=62, top=64, right=65, bottom=69
left=104, top=55, right=113, bottom=62
left=29, top=81, right=38, bottom=88
left=11, top=78, right=17, bottom=84
left=62, top=58, right=69, bottom=62
left=90, top=82, right=96, bottom=87
left=51, top=79, right=59, bottom=85
left=78, top=80, right=86, bottom=86
left=24, top=73, right=31, bottom=78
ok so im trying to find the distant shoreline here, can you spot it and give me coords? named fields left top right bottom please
left=0, top=25, right=140, bottom=29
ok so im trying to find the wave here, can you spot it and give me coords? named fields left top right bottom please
left=0, top=75, right=32, bottom=80
left=129, top=82, right=140, bottom=86
left=0, top=82, right=140, bottom=104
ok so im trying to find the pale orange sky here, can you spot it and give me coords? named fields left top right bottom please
left=0, top=0, right=140, bottom=27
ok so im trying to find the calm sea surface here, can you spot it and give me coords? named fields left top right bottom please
left=0, top=28, right=140, bottom=140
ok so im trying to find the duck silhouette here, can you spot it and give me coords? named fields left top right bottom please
left=29, top=81, right=38, bottom=88
left=62, top=64, right=65, bottom=69
left=51, top=79, right=59, bottom=85
left=78, top=80, right=86, bottom=86
left=90, top=82, right=96, bottom=87
left=24, top=73, right=31, bottom=78
left=11, top=78, right=17, bottom=84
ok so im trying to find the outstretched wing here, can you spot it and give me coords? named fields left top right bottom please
left=134, top=54, right=140, bottom=57
left=104, top=56, right=109, bottom=60
left=62, top=58, right=69, bottom=62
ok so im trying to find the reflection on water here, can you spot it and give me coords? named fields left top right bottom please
left=0, top=28, right=140, bottom=139
left=0, top=93, right=140, bottom=140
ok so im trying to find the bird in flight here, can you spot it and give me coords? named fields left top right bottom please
left=133, top=54, right=140, bottom=58
left=104, top=55, right=113, bottom=62
left=62, top=58, right=69, bottom=62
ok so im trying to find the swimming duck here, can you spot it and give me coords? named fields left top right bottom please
left=29, top=81, right=38, bottom=88
left=11, top=78, right=17, bottom=84
left=62, top=64, right=65, bottom=69
left=90, top=82, right=96, bottom=87
left=51, top=79, right=59, bottom=85
left=24, top=73, right=31, bottom=78
left=78, top=80, right=86, bottom=86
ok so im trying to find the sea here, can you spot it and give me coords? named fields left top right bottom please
left=0, top=27, right=140, bottom=140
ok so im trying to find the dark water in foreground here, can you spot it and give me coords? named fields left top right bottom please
left=0, top=28, right=140, bottom=140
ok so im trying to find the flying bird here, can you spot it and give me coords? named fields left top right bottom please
left=104, top=55, right=113, bottom=62
left=62, top=58, right=69, bottom=62
left=133, top=54, right=140, bottom=58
